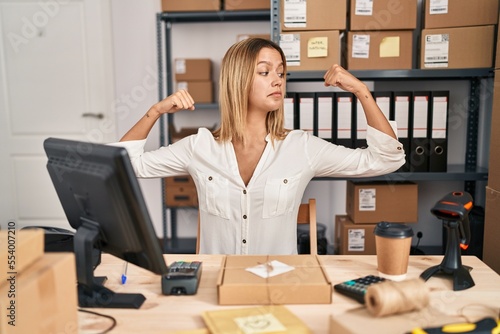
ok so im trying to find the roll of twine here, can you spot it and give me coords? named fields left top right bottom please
left=365, top=278, right=430, bottom=317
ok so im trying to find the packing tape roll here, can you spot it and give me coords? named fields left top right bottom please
left=365, top=278, right=430, bottom=317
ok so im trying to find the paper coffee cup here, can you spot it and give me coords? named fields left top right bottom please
left=374, top=222, right=414, bottom=281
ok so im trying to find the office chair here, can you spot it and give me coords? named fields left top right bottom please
left=297, top=198, right=318, bottom=255
left=195, top=198, right=318, bottom=254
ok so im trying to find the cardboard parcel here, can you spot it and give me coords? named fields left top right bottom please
left=217, top=255, right=332, bottom=305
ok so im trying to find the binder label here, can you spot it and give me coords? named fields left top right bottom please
left=413, top=96, right=429, bottom=138
left=284, top=97, right=295, bottom=129
left=318, top=97, right=333, bottom=139
left=337, top=97, right=352, bottom=139
left=299, top=97, right=314, bottom=134
left=432, top=96, right=447, bottom=138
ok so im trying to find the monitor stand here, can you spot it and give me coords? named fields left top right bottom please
left=74, top=218, right=146, bottom=308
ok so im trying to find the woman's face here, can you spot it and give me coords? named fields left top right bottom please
left=248, top=47, right=285, bottom=113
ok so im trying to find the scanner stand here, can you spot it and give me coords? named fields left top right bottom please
left=420, top=220, right=475, bottom=291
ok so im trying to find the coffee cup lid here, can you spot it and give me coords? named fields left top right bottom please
left=374, top=222, right=414, bottom=238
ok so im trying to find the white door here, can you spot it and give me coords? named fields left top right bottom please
left=0, top=0, right=116, bottom=230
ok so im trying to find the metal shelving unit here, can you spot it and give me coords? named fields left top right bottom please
left=156, top=10, right=271, bottom=253
left=270, top=0, right=492, bottom=195
left=157, top=4, right=494, bottom=253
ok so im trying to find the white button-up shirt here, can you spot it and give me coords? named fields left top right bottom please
left=113, top=124, right=404, bottom=255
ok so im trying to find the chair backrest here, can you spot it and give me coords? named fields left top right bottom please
left=196, top=198, right=318, bottom=254
left=297, top=198, right=317, bottom=255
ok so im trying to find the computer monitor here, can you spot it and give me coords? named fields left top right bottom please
left=43, top=137, right=169, bottom=309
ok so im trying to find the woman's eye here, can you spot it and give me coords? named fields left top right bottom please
left=278, top=73, right=284, bottom=78
left=259, top=71, right=269, bottom=76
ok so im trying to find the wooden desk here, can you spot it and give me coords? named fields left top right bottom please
left=79, top=255, right=500, bottom=333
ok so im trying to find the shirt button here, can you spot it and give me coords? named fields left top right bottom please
left=242, top=239, right=246, bottom=244
left=243, top=189, right=247, bottom=194
left=243, top=215, right=247, bottom=219
left=283, top=179, right=288, bottom=184
left=208, top=176, right=213, bottom=181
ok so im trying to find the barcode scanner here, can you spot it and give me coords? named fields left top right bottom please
left=430, top=191, right=473, bottom=249
left=420, top=191, right=475, bottom=291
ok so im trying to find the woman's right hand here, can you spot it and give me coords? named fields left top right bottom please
left=154, top=89, right=196, bottom=115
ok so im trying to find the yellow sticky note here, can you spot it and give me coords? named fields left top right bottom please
left=380, top=36, right=400, bottom=58
left=308, top=37, right=328, bottom=58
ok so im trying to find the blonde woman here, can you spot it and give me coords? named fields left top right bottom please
left=115, top=38, right=405, bottom=255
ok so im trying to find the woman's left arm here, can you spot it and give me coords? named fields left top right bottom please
left=323, top=64, right=397, bottom=140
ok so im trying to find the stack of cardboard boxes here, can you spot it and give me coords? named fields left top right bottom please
left=0, top=230, right=78, bottom=334
left=174, top=58, right=213, bottom=104
left=420, top=0, right=498, bottom=69
left=335, top=181, right=418, bottom=255
left=279, top=0, right=345, bottom=71
left=346, top=0, right=417, bottom=70
left=484, top=12, right=500, bottom=275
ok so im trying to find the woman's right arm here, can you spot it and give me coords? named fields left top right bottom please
left=120, top=90, right=195, bottom=142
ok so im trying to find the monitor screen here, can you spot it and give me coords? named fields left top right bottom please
left=44, top=137, right=168, bottom=308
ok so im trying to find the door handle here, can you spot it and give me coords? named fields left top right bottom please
left=82, top=113, right=104, bottom=119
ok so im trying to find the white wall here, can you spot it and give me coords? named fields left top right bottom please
left=110, top=1, right=490, bottom=250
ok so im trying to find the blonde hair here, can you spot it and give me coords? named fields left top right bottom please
left=213, top=38, right=288, bottom=143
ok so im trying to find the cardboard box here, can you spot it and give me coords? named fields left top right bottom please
left=176, top=81, right=214, bottom=103
left=280, top=30, right=341, bottom=72
left=488, top=78, right=500, bottom=190
left=423, top=0, right=499, bottom=29
left=162, top=0, right=220, bottom=12
left=347, top=30, right=413, bottom=70
left=174, top=58, right=212, bottom=81
left=237, top=33, right=271, bottom=41
left=280, top=0, right=346, bottom=31
left=329, top=305, right=481, bottom=334
left=335, top=215, right=376, bottom=255
left=224, top=0, right=270, bottom=11
left=483, top=186, right=500, bottom=274
left=217, top=255, right=332, bottom=305
left=0, top=253, right=78, bottom=334
left=488, top=21, right=500, bottom=191
left=420, top=25, right=495, bottom=69
left=164, top=178, right=198, bottom=207
left=0, top=229, right=44, bottom=285
left=346, top=181, right=418, bottom=224
left=350, top=0, right=417, bottom=31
